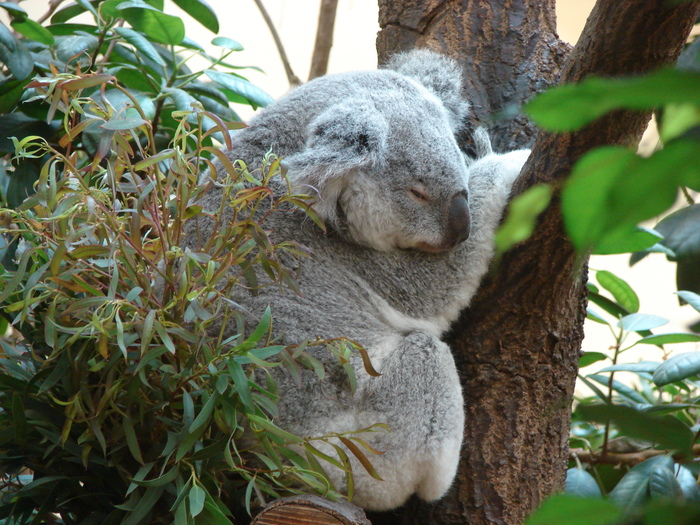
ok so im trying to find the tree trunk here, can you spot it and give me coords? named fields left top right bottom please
left=373, top=1, right=700, bottom=525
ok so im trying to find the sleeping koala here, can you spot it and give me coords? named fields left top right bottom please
left=185, top=49, right=530, bottom=511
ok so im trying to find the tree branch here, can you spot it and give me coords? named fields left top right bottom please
left=252, top=0, right=301, bottom=87
left=308, top=0, right=339, bottom=80
left=571, top=445, right=700, bottom=468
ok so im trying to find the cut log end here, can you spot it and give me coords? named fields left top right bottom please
left=251, top=495, right=371, bottom=525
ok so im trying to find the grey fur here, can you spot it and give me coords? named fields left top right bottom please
left=184, top=50, right=529, bottom=511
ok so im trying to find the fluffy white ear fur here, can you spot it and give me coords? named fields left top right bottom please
left=383, top=49, right=470, bottom=133
left=282, top=99, right=388, bottom=226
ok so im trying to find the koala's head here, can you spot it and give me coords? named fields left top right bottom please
left=282, top=51, right=471, bottom=254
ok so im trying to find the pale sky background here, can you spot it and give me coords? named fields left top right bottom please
left=9, top=0, right=700, bottom=374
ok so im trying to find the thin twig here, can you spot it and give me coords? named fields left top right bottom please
left=37, top=0, right=66, bottom=25
left=571, top=444, right=700, bottom=467
left=251, top=0, right=301, bottom=87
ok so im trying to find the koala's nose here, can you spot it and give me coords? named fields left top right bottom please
left=446, top=192, right=470, bottom=246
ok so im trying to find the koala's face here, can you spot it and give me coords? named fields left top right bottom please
left=284, top=79, right=471, bottom=254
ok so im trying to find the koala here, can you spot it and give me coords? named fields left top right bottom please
left=184, top=49, right=530, bottom=511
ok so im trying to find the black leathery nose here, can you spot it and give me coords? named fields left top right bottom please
left=446, top=192, right=470, bottom=245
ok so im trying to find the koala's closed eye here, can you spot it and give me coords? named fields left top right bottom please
left=409, top=184, right=431, bottom=203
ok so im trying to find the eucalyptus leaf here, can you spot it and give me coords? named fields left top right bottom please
left=525, top=495, right=622, bottom=525
left=618, top=313, right=668, bottom=332
left=565, top=468, right=602, bottom=498
left=653, top=352, right=700, bottom=387
left=205, top=69, right=274, bottom=108
left=578, top=404, right=693, bottom=454
left=597, top=270, right=640, bottom=313
left=0, top=22, right=34, bottom=80
left=526, top=68, right=700, bottom=132
left=172, top=0, right=219, bottom=33
left=677, top=290, right=700, bottom=312
left=114, top=26, right=165, bottom=66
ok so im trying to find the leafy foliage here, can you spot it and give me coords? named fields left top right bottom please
left=525, top=31, right=700, bottom=525
left=0, top=3, right=382, bottom=523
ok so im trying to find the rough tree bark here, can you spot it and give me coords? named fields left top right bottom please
left=371, top=1, right=700, bottom=525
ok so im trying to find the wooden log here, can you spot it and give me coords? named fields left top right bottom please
left=251, top=495, right=371, bottom=525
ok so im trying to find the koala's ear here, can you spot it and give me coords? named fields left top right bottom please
left=283, top=100, right=388, bottom=225
left=383, top=49, right=469, bottom=133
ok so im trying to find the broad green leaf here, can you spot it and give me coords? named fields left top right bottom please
left=11, top=18, right=54, bottom=45
left=0, top=22, right=33, bottom=80
left=653, top=352, right=700, bottom=387
left=609, top=456, right=674, bottom=512
left=101, top=116, right=148, bottom=130
left=596, top=270, right=639, bottom=313
left=586, top=307, right=608, bottom=325
left=211, top=36, right=243, bottom=51
left=618, top=313, right=668, bottom=332
left=676, top=465, right=700, bottom=502
left=662, top=103, right=700, bottom=142
left=205, top=69, right=274, bottom=108
left=649, top=463, right=683, bottom=500
left=114, top=26, right=166, bottom=66
left=597, top=361, right=660, bottom=374
left=593, top=226, right=662, bottom=256
left=579, top=352, right=608, bottom=369
left=119, top=6, right=185, bottom=46
left=51, top=0, right=99, bottom=24
left=577, top=404, right=693, bottom=454
left=677, top=290, right=700, bottom=312
left=172, top=0, right=219, bottom=33
left=526, top=69, right=700, bottom=132
left=565, top=468, right=602, bottom=498
left=525, top=495, right=622, bottom=525
left=637, top=333, right=700, bottom=346
left=562, top=141, right=700, bottom=254
left=55, top=34, right=99, bottom=64
left=494, top=183, right=552, bottom=255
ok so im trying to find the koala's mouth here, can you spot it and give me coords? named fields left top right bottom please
left=412, top=240, right=458, bottom=254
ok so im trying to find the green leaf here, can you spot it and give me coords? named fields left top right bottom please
left=677, top=291, right=700, bottom=312
left=526, top=69, right=700, bottom=132
left=189, top=484, right=206, bottom=517
left=649, top=463, right=683, bottom=500
left=227, top=360, right=254, bottom=413
left=119, top=6, right=185, bottom=46
left=11, top=18, right=54, bottom=45
left=205, top=69, right=274, bottom=108
left=51, top=0, right=98, bottom=23
left=577, top=404, right=693, bottom=455
left=618, top=313, right=668, bottom=332
left=114, top=26, right=166, bottom=66
left=596, top=270, right=639, bottom=313
left=122, top=485, right=166, bottom=525
left=562, top=142, right=700, bottom=254
left=653, top=352, right=700, bottom=387
left=0, top=22, right=34, bottom=80
left=495, top=183, right=552, bottom=255
left=637, top=333, right=700, bottom=346
left=211, top=36, right=243, bottom=51
left=579, top=352, right=608, bottom=369
left=172, top=0, right=219, bottom=33
left=525, top=495, right=622, bottom=525
left=662, top=103, right=700, bottom=142
left=565, top=468, right=602, bottom=498
left=597, top=361, right=660, bottom=374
